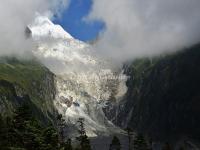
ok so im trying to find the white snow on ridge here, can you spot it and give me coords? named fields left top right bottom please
left=28, top=16, right=73, bottom=40
left=27, top=15, right=127, bottom=137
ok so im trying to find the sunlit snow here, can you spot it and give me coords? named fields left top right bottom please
left=27, top=15, right=127, bottom=137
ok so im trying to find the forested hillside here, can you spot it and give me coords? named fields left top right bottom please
left=0, top=58, right=56, bottom=124
left=116, top=44, right=200, bottom=145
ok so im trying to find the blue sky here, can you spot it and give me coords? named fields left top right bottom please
left=54, top=0, right=104, bottom=42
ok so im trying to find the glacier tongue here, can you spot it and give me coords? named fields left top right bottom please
left=28, top=15, right=127, bottom=137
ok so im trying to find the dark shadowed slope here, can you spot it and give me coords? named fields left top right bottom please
left=115, top=44, right=200, bottom=143
left=0, top=58, right=57, bottom=124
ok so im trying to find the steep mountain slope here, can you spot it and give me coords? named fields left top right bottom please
left=26, top=15, right=127, bottom=137
left=0, top=58, right=57, bottom=124
left=116, top=44, right=200, bottom=143
left=1, top=14, right=200, bottom=149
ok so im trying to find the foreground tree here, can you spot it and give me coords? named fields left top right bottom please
left=162, top=142, right=172, bottom=150
left=0, top=115, right=8, bottom=148
left=133, top=134, right=148, bottom=150
left=0, top=104, right=64, bottom=150
left=76, top=118, right=91, bottom=150
left=57, top=114, right=66, bottom=145
left=42, top=126, right=60, bottom=149
left=64, top=139, right=73, bottom=150
left=125, top=127, right=133, bottom=150
left=109, top=136, right=121, bottom=150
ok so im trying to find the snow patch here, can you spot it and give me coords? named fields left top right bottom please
left=28, top=15, right=73, bottom=40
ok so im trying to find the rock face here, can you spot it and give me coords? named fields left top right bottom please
left=26, top=15, right=127, bottom=137
left=115, top=44, right=200, bottom=142
left=0, top=58, right=57, bottom=124
left=25, top=15, right=200, bottom=142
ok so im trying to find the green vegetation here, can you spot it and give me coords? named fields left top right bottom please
left=133, top=134, right=148, bottom=150
left=0, top=104, right=70, bottom=150
left=0, top=57, right=56, bottom=123
left=109, top=136, right=121, bottom=150
left=0, top=58, right=46, bottom=86
left=125, top=127, right=133, bottom=150
left=119, top=44, right=200, bottom=141
left=0, top=58, right=107, bottom=150
left=162, top=143, right=171, bottom=150
left=76, top=118, right=92, bottom=150
left=0, top=104, right=98, bottom=150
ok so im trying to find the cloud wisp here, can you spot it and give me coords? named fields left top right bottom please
left=87, top=0, right=200, bottom=61
left=0, top=0, right=69, bottom=57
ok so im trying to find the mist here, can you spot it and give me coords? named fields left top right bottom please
left=87, top=0, right=200, bottom=62
left=0, top=0, right=69, bottom=57
left=1, top=0, right=200, bottom=63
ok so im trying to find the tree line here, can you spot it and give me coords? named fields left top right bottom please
left=0, top=104, right=175, bottom=150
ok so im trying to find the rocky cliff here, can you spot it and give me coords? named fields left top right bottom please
left=115, top=44, right=200, bottom=143
left=0, top=57, right=57, bottom=124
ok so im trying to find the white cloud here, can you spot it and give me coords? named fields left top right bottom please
left=0, top=0, right=70, bottom=57
left=87, top=0, right=200, bottom=61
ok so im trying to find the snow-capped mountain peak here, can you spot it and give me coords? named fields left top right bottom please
left=27, top=15, right=127, bottom=137
left=27, top=16, right=73, bottom=40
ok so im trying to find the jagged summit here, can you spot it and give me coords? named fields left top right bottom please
left=27, top=16, right=73, bottom=40
left=27, top=15, right=97, bottom=74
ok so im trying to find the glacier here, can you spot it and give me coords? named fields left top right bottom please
left=27, top=15, right=127, bottom=137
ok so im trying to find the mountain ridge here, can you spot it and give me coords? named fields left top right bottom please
left=111, top=43, right=200, bottom=145
left=0, top=58, right=57, bottom=124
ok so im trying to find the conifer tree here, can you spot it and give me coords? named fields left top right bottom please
left=13, top=103, right=32, bottom=130
left=125, top=127, right=133, bottom=150
left=109, top=136, right=121, bottom=150
left=179, top=146, right=185, bottom=150
left=0, top=115, right=8, bottom=148
left=76, top=118, right=91, bottom=150
left=162, top=142, right=171, bottom=150
left=42, top=126, right=59, bottom=150
left=0, top=104, right=68, bottom=150
left=133, top=134, right=148, bottom=150
left=64, top=139, right=73, bottom=150
left=0, top=104, right=77, bottom=150
left=57, top=114, right=66, bottom=145
left=13, top=104, right=44, bottom=150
